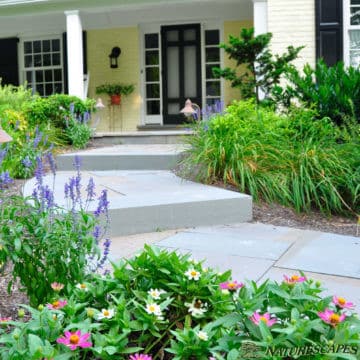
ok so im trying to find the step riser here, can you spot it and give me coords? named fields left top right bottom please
left=56, top=154, right=182, bottom=171
left=92, top=134, right=188, bottom=145
left=107, top=198, right=252, bottom=236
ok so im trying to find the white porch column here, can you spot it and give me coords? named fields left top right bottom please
left=253, top=0, right=268, bottom=36
left=64, top=10, right=84, bottom=99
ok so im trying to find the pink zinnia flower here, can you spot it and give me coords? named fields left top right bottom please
left=318, top=309, right=346, bottom=327
left=0, top=317, right=11, bottom=323
left=57, top=330, right=92, bottom=350
left=129, top=354, right=152, bottom=360
left=332, top=296, right=354, bottom=309
left=219, top=281, right=244, bottom=292
left=51, top=282, right=64, bottom=292
left=250, top=312, right=277, bottom=327
left=46, top=299, right=67, bottom=310
left=283, top=274, right=306, bottom=285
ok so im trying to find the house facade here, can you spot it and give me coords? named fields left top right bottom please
left=0, top=0, right=354, bottom=132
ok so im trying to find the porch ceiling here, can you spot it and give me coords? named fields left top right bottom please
left=0, top=0, right=251, bottom=16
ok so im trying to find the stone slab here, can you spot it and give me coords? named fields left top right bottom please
left=157, top=230, right=292, bottom=260
left=276, top=232, right=360, bottom=279
left=23, top=170, right=252, bottom=236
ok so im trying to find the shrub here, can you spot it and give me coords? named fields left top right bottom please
left=0, top=246, right=358, bottom=359
left=64, top=110, right=93, bottom=149
left=272, top=60, right=360, bottom=125
left=180, top=100, right=359, bottom=215
left=0, top=83, right=33, bottom=111
left=0, top=156, right=110, bottom=306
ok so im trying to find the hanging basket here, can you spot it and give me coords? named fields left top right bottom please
left=110, top=94, right=121, bottom=105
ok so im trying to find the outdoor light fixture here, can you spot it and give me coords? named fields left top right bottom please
left=0, top=128, right=12, bottom=143
left=91, top=98, right=106, bottom=131
left=109, top=46, right=121, bottom=68
left=180, top=98, right=201, bottom=119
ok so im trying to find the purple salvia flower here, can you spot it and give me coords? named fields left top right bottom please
left=98, top=238, right=111, bottom=268
left=86, top=177, right=96, bottom=201
left=69, top=103, right=75, bottom=114
left=83, top=111, right=91, bottom=124
left=64, top=183, right=70, bottom=199
left=34, top=157, right=44, bottom=186
left=22, top=156, right=33, bottom=168
left=33, top=131, right=43, bottom=148
left=94, top=190, right=109, bottom=217
left=0, top=171, right=13, bottom=190
left=0, top=148, right=8, bottom=165
left=73, top=155, right=82, bottom=172
left=46, top=151, right=57, bottom=175
left=42, top=185, right=55, bottom=208
left=92, top=225, right=101, bottom=244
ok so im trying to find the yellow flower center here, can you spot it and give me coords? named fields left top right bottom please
left=52, top=301, right=59, bottom=309
left=228, top=282, right=236, bottom=289
left=194, top=300, right=202, bottom=308
left=337, top=297, right=346, bottom=305
left=103, top=310, right=110, bottom=316
left=291, top=275, right=300, bottom=281
left=80, top=284, right=87, bottom=289
left=329, top=314, right=340, bottom=324
left=190, top=271, right=197, bottom=277
left=69, top=334, right=80, bottom=345
left=260, top=316, right=268, bottom=323
left=149, top=305, right=156, bottom=312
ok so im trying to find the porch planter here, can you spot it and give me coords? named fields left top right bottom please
left=110, top=94, right=121, bottom=105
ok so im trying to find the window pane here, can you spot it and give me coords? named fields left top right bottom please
left=52, top=39, right=60, bottom=51
left=33, top=41, right=41, bottom=53
left=145, top=34, right=158, bottom=49
left=167, top=30, right=178, bottom=42
left=205, top=30, right=220, bottom=45
left=350, top=50, right=360, bottom=67
left=167, top=46, right=179, bottom=98
left=52, top=53, right=60, bottom=66
left=184, top=29, right=196, bottom=41
left=42, top=40, right=50, bottom=52
left=34, top=54, right=42, bottom=67
left=145, top=50, right=159, bottom=65
left=351, top=7, right=360, bottom=25
left=36, top=83, right=44, bottom=96
left=54, top=82, right=62, bottom=93
left=206, top=97, right=221, bottom=107
left=35, top=70, right=43, bottom=82
left=45, top=70, right=53, bottom=82
left=26, top=71, right=32, bottom=82
left=146, top=67, right=159, bottom=82
left=24, top=42, right=32, bottom=54
left=147, top=100, right=160, bottom=115
left=168, top=103, right=179, bottom=114
left=351, top=0, right=360, bottom=4
left=25, top=55, right=33, bottom=67
left=45, top=83, right=53, bottom=96
left=206, top=48, right=220, bottom=62
left=206, top=81, right=221, bottom=96
left=206, top=64, right=219, bottom=79
left=146, top=83, right=160, bottom=98
left=54, top=69, right=62, bottom=81
left=43, top=54, right=51, bottom=66
left=184, top=45, right=197, bottom=98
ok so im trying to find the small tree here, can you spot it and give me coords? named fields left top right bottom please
left=213, top=27, right=303, bottom=103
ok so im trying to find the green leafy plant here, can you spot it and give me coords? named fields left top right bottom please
left=95, top=83, right=135, bottom=96
left=272, top=60, right=360, bottom=125
left=180, top=100, right=359, bottom=215
left=65, top=117, right=93, bottom=149
left=213, top=27, right=303, bottom=102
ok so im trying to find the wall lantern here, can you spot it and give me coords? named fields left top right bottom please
left=109, top=46, right=121, bottom=68
left=180, top=98, right=201, bottom=120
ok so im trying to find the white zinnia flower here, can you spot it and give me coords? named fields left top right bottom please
left=146, top=303, right=162, bottom=317
left=185, top=268, right=201, bottom=281
left=148, top=288, right=165, bottom=300
left=197, top=330, right=208, bottom=341
left=76, top=283, right=89, bottom=291
left=185, top=299, right=208, bottom=318
left=97, top=308, right=115, bottom=320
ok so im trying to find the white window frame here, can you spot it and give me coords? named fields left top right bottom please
left=344, top=0, right=360, bottom=67
left=139, top=20, right=224, bottom=126
left=19, top=34, right=64, bottom=96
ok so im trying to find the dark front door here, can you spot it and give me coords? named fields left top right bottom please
left=161, top=24, right=202, bottom=124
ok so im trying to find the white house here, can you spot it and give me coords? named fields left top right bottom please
left=0, top=0, right=353, bottom=132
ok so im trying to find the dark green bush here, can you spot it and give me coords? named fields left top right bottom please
left=272, top=60, right=360, bottom=125
left=181, top=100, right=359, bottom=215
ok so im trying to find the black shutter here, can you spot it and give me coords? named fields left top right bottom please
left=315, top=0, right=343, bottom=66
left=0, top=37, right=19, bottom=86
left=62, top=30, right=87, bottom=94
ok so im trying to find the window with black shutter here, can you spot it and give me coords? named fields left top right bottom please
left=315, top=0, right=343, bottom=66
left=0, top=37, right=19, bottom=86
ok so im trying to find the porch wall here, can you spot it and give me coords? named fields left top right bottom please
left=87, top=27, right=141, bottom=132
left=267, top=0, right=316, bottom=70
left=223, top=20, right=253, bottom=106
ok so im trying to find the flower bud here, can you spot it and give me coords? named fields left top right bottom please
left=291, top=319, right=296, bottom=325
left=87, top=308, right=95, bottom=318
left=38, top=304, right=44, bottom=311
left=17, top=309, right=25, bottom=318
left=315, top=281, right=321, bottom=288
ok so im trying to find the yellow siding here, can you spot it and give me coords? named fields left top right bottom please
left=87, top=27, right=140, bottom=132
left=268, top=0, right=315, bottom=70
left=223, top=20, right=253, bottom=105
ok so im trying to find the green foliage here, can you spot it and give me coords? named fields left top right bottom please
left=65, top=117, right=93, bottom=149
left=0, top=246, right=358, bottom=359
left=95, top=83, right=135, bottom=96
left=0, top=192, right=102, bottom=306
left=23, top=94, right=95, bottom=129
left=0, top=83, right=33, bottom=111
left=272, top=60, right=360, bottom=125
left=213, top=27, right=303, bottom=102
left=180, top=100, right=360, bottom=215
